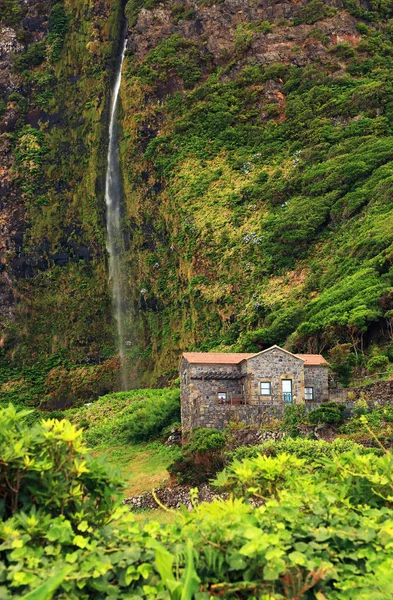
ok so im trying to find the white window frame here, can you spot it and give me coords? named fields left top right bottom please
left=260, top=381, right=272, bottom=396
left=217, top=392, right=227, bottom=402
left=305, top=387, right=314, bottom=401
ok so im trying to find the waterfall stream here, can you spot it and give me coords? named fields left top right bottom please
left=105, top=38, right=128, bottom=389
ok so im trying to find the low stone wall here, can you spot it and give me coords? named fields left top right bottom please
left=191, top=400, right=355, bottom=430
left=329, top=380, right=393, bottom=406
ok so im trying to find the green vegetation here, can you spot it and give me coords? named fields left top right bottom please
left=69, top=388, right=180, bottom=446
left=307, top=401, right=346, bottom=425
left=0, top=353, right=120, bottom=410
left=229, top=435, right=381, bottom=463
left=2, top=405, right=393, bottom=599
left=168, top=427, right=227, bottom=484
left=339, top=403, right=393, bottom=444
left=114, top=3, right=393, bottom=385
left=66, top=388, right=181, bottom=495
left=1, top=0, right=123, bottom=391
left=5, top=0, right=393, bottom=395
left=94, top=442, right=180, bottom=496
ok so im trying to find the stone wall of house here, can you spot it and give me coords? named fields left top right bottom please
left=304, top=366, right=329, bottom=402
left=180, top=359, right=244, bottom=430
left=244, top=348, right=305, bottom=404
left=193, top=402, right=286, bottom=429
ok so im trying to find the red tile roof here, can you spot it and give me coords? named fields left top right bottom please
left=183, top=352, right=254, bottom=365
left=183, top=349, right=328, bottom=366
left=295, top=354, right=329, bottom=366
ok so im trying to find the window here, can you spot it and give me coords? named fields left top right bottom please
left=260, top=382, right=272, bottom=396
left=305, top=387, right=314, bottom=400
left=183, top=372, right=187, bottom=384
left=217, top=392, right=227, bottom=402
left=282, top=379, right=292, bottom=403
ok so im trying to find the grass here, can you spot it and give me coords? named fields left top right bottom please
left=133, top=509, right=179, bottom=525
left=92, top=441, right=180, bottom=497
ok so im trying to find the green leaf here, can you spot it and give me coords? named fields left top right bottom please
left=20, top=566, right=72, bottom=600
left=73, top=535, right=88, bottom=548
left=181, top=540, right=201, bottom=600
left=154, top=542, right=175, bottom=584
left=288, top=551, right=307, bottom=566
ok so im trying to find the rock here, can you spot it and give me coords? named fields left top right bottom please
left=166, top=427, right=182, bottom=446
left=123, top=483, right=228, bottom=511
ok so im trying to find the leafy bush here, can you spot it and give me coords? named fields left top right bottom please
left=281, top=403, right=306, bottom=436
left=0, top=405, right=198, bottom=597
left=307, top=401, right=346, bottom=425
left=367, top=354, right=389, bottom=373
left=2, top=406, right=393, bottom=599
left=70, top=388, right=180, bottom=446
left=0, top=405, right=122, bottom=522
left=13, top=41, right=46, bottom=71
left=0, top=0, right=24, bottom=27
left=228, top=436, right=381, bottom=463
left=340, top=405, right=393, bottom=435
left=353, top=394, right=369, bottom=416
left=293, top=0, right=337, bottom=24
left=168, top=427, right=227, bottom=484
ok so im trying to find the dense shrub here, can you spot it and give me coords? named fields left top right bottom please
left=13, top=41, right=46, bottom=71
left=293, top=0, right=337, bottom=24
left=0, top=0, right=24, bottom=27
left=367, top=354, right=389, bottom=373
left=2, top=406, right=393, bottom=599
left=281, top=403, right=306, bottom=436
left=228, top=436, right=381, bottom=463
left=0, top=405, right=122, bottom=522
left=70, top=388, right=181, bottom=446
left=168, top=427, right=227, bottom=484
left=307, top=401, right=346, bottom=425
left=340, top=404, right=393, bottom=435
left=0, top=405, right=189, bottom=598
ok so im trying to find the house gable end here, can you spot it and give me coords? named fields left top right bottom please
left=241, top=345, right=305, bottom=366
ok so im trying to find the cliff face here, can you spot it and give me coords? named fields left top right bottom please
left=0, top=0, right=127, bottom=403
left=0, top=1, right=123, bottom=354
left=118, top=0, right=393, bottom=383
left=2, top=0, right=393, bottom=399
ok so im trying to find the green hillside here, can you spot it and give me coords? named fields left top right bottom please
left=118, top=0, right=393, bottom=384
left=2, top=0, right=393, bottom=397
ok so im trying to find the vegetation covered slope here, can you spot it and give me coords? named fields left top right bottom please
left=4, top=0, right=393, bottom=395
left=118, top=0, right=393, bottom=384
left=0, top=0, right=126, bottom=401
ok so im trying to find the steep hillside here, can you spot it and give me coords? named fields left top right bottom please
left=118, top=0, right=393, bottom=383
left=0, top=0, right=125, bottom=400
left=2, top=0, right=393, bottom=398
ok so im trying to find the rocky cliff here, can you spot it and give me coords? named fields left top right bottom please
left=0, top=0, right=126, bottom=403
left=118, top=0, right=393, bottom=383
left=2, top=0, right=393, bottom=402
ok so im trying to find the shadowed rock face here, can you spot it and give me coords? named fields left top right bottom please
left=0, top=0, right=118, bottom=366
left=129, top=0, right=360, bottom=64
left=0, top=1, right=51, bottom=324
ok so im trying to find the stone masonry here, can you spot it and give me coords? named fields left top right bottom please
left=180, top=345, right=329, bottom=430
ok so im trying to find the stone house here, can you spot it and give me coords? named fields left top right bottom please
left=180, top=345, right=329, bottom=430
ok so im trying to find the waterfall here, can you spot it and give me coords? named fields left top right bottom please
left=105, top=37, right=128, bottom=390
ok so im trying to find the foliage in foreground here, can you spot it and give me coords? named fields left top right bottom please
left=1, top=406, right=393, bottom=599
left=228, top=435, right=381, bottom=463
